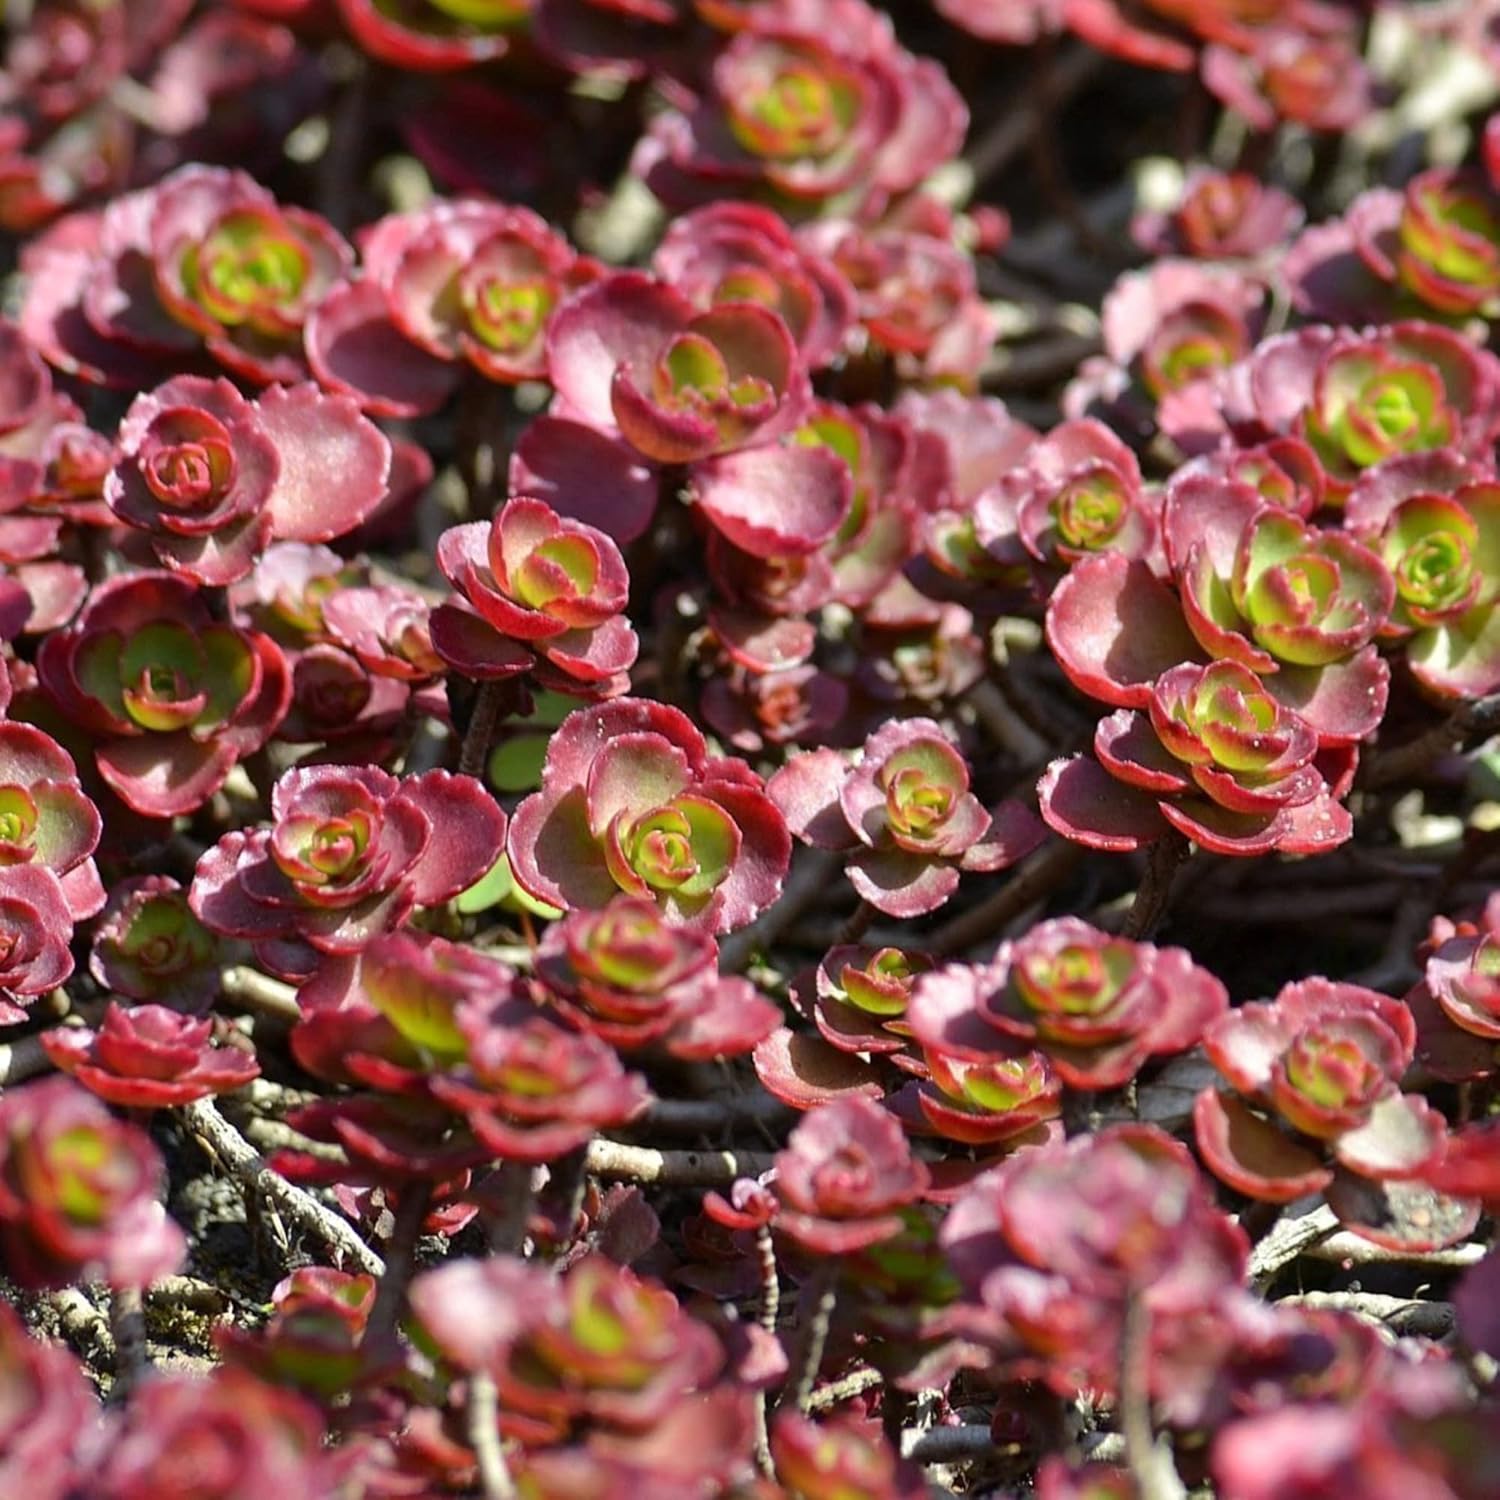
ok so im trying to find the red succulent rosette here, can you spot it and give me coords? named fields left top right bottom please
left=1072, top=258, right=1265, bottom=446
left=1289, top=168, right=1500, bottom=326
left=189, top=764, right=507, bottom=976
left=309, top=199, right=594, bottom=416
left=88, top=875, right=221, bottom=1010
left=148, top=167, right=351, bottom=382
left=429, top=992, right=651, bottom=1161
left=321, top=584, right=443, bottom=684
left=42, top=1001, right=260, bottom=1107
left=1041, top=656, right=1353, bottom=857
left=105, top=377, right=391, bottom=586
left=940, top=1124, right=1247, bottom=1396
left=413, top=1254, right=726, bottom=1442
left=1169, top=437, right=1325, bottom=519
left=653, top=201, right=857, bottom=371
left=1194, top=979, right=1457, bottom=1243
left=791, top=943, right=931, bottom=1058
left=431, top=495, right=638, bottom=694
left=0, top=1301, right=96, bottom=1500
left=216, top=1266, right=375, bottom=1400
left=802, top=219, right=995, bottom=386
left=548, top=271, right=809, bottom=466
left=105, top=375, right=276, bottom=582
left=275, top=641, right=413, bottom=751
left=769, top=718, right=1045, bottom=917
left=289, top=931, right=516, bottom=1093
left=909, top=917, right=1227, bottom=1091
left=1344, top=452, right=1500, bottom=700
left=903, top=1045, right=1063, bottom=1149
left=770, top=1411, right=926, bottom=1500
left=24, top=165, right=352, bottom=389
left=637, top=9, right=965, bottom=214
left=0, top=720, right=103, bottom=920
left=767, top=1096, right=930, bottom=1254
left=701, top=661, right=850, bottom=754
left=1407, top=893, right=1500, bottom=1081
left=0, top=1075, right=185, bottom=1289
left=86, top=1367, right=335, bottom=1497
left=334, top=0, right=528, bottom=72
left=1132, top=168, right=1303, bottom=260
left=1201, top=24, right=1375, bottom=135
left=894, top=389, right=1038, bottom=615
left=37, top=570, right=291, bottom=818
left=1162, top=475, right=1393, bottom=736
left=507, top=697, right=790, bottom=935
left=534, top=896, right=780, bottom=1058
left=1214, top=322, right=1500, bottom=493
left=974, top=417, right=1157, bottom=587
left=0, top=864, right=80, bottom=1023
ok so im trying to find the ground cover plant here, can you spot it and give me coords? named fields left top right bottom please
left=5, top=0, right=1500, bottom=1494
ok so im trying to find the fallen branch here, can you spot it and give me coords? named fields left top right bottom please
left=584, top=1137, right=775, bottom=1186
left=180, top=1097, right=385, bottom=1276
left=901, top=1424, right=995, bottom=1465
left=109, top=1287, right=148, bottom=1401
left=806, top=1365, right=884, bottom=1412
left=219, top=966, right=301, bottom=1021
left=1280, top=1290, right=1455, bottom=1339
left=1248, top=1204, right=1340, bottom=1283
left=1303, top=1232, right=1487, bottom=1271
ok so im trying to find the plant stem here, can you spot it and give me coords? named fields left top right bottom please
left=929, top=840, right=1082, bottom=956
left=756, top=1223, right=780, bottom=1334
left=1121, top=835, right=1187, bottom=940
left=1118, top=1295, right=1186, bottom=1500
left=468, top=1371, right=516, bottom=1500
left=364, top=1181, right=433, bottom=1348
left=1362, top=693, right=1500, bottom=790
left=783, top=1266, right=839, bottom=1414
left=720, top=848, right=843, bottom=973
left=459, top=680, right=506, bottom=779
left=837, top=899, right=876, bottom=945
left=109, top=1286, right=147, bottom=1401
left=486, top=1160, right=537, bottom=1256
left=219, top=966, right=301, bottom=1020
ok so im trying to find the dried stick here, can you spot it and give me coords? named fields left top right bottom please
left=219, top=966, right=301, bottom=1021
left=109, top=1286, right=148, bottom=1401
left=1118, top=1296, right=1187, bottom=1500
left=783, top=1265, right=839, bottom=1414
left=180, top=1098, right=385, bottom=1276
left=584, top=1138, right=775, bottom=1186
left=468, top=1371, right=516, bottom=1500
left=1247, top=1204, right=1339, bottom=1283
